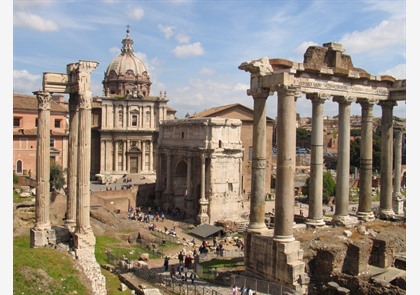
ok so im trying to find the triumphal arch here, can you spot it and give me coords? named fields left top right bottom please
left=239, top=42, right=406, bottom=294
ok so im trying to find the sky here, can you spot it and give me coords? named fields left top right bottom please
left=11, top=0, right=408, bottom=120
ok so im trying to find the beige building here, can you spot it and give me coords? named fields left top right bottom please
left=13, top=93, right=69, bottom=177
left=189, top=104, right=274, bottom=198
left=155, top=117, right=244, bottom=224
left=91, top=28, right=176, bottom=178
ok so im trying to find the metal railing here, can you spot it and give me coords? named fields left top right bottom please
left=231, top=274, right=295, bottom=295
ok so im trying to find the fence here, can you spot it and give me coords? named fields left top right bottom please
left=231, top=274, right=295, bottom=295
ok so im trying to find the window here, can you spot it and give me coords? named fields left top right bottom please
left=13, top=117, right=21, bottom=127
left=54, top=119, right=61, bottom=128
left=131, top=114, right=138, bottom=127
left=35, top=118, right=38, bottom=127
left=50, top=138, right=54, bottom=148
left=118, top=109, right=123, bottom=127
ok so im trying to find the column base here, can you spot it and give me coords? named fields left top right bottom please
left=332, top=215, right=360, bottom=228
left=379, top=208, right=395, bottom=220
left=356, top=211, right=375, bottom=222
left=305, top=218, right=326, bottom=228
left=392, top=194, right=405, bottom=215
left=30, top=227, right=52, bottom=248
left=73, top=229, right=96, bottom=251
left=247, top=222, right=267, bottom=233
left=273, top=234, right=295, bottom=243
left=64, top=220, right=77, bottom=231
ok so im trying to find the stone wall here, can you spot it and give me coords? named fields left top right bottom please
left=91, top=187, right=137, bottom=213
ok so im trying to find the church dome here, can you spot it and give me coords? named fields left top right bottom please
left=103, top=26, right=151, bottom=98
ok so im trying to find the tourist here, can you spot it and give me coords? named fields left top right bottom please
left=163, top=256, right=170, bottom=271
left=190, top=272, right=196, bottom=284
left=178, top=251, right=184, bottom=264
left=232, top=285, right=238, bottom=295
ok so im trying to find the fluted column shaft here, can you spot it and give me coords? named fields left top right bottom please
left=273, top=85, right=300, bottom=242
left=357, top=99, right=376, bottom=220
left=65, top=95, right=79, bottom=228
left=248, top=88, right=270, bottom=232
left=165, top=153, right=172, bottom=194
left=34, top=91, right=52, bottom=230
left=379, top=100, right=396, bottom=218
left=306, top=93, right=326, bottom=227
left=333, top=96, right=354, bottom=220
left=393, top=128, right=404, bottom=195
left=75, top=92, right=93, bottom=233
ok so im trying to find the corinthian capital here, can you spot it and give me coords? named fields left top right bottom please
left=306, top=92, right=329, bottom=103
left=273, top=84, right=301, bottom=98
left=247, top=87, right=271, bottom=99
left=33, top=91, right=52, bottom=110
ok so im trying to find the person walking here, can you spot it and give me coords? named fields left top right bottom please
left=232, top=285, right=238, bottom=295
left=190, top=272, right=197, bottom=284
left=163, top=256, right=170, bottom=271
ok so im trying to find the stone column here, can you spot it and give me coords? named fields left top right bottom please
left=113, top=140, right=118, bottom=172
left=65, top=94, right=79, bottom=230
left=273, top=85, right=300, bottom=242
left=248, top=88, right=270, bottom=232
left=164, top=152, right=172, bottom=194
left=392, top=126, right=405, bottom=214
left=379, top=100, right=397, bottom=219
left=75, top=91, right=93, bottom=237
left=150, top=140, right=154, bottom=171
left=306, top=93, right=327, bottom=227
left=31, top=91, right=52, bottom=248
left=142, top=141, right=146, bottom=171
left=356, top=99, right=376, bottom=221
left=332, top=96, right=357, bottom=226
left=197, top=153, right=209, bottom=224
left=114, top=105, right=118, bottom=128
left=100, top=140, right=105, bottom=173
left=186, top=154, right=192, bottom=197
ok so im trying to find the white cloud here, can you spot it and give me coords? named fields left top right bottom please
left=200, top=67, right=215, bottom=76
left=128, top=7, right=144, bottom=20
left=339, top=19, right=405, bottom=54
left=380, top=64, right=406, bottom=79
left=13, top=70, right=42, bottom=94
left=176, top=34, right=190, bottom=44
left=158, top=24, right=175, bottom=39
left=294, top=41, right=319, bottom=56
left=109, top=46, right=120, bottom=56
left=14, top=12, right=59, bottom=31
left=173, top=42, right=204, bottom=58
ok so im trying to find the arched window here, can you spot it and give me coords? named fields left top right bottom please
left=16, top=160, right=23, bottom=174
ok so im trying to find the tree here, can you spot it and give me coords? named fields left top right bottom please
left=303, top=171, right=336, bottom=204
left=50, top=163, right=66, bottom=192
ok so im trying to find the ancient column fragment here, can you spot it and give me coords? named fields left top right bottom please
left=273, top=85, right=300, bottom=242
left=379, top=100, right=397, bottom=219
left=248, top=87, right=270, bottom=232
left=356, top=98, right=376, bottom=221
left=332, top=96, right=358, bottom=226
left=65, top=94, right=79, bottom=230
left=392, top=125, right=405, bottom=214
left=306, top=93, right=327, bottom=227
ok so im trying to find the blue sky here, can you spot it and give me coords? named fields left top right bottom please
left=11, top=0, right=407, bottom=119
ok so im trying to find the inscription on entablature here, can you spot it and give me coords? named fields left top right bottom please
left=297, top=80, right=388, bottom=97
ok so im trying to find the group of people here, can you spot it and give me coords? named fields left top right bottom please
left=165, top=252, right=199, bottom=285
left=127, top=205, right=165, bottom=223
left=232, top=285, right=255, bottom=295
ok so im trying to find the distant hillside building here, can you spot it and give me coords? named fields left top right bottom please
left=13, top=93, right=69, bottom=177
left=91, top=28, right=176, bottom=178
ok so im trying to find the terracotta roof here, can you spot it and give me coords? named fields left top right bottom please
left=188, top=103, right=274, bottom=122
left=13, top=93, right=68, bottom=113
